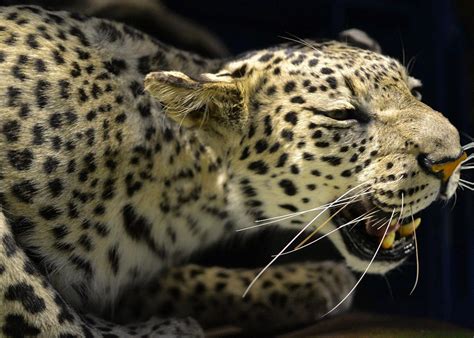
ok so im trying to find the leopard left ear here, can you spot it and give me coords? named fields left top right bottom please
left=144, top=71, right=248, bottom=133
left=339, top=28, right=382, bottom=53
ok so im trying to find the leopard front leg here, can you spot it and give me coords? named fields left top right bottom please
left=0, top=210, right=203, bottom=337
left=116, top=261, right=356, bottom=332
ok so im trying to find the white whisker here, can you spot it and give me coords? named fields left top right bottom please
left=254, top=197, right=361, bottom=223
left=461, top=166, right=474, bottom=170
left=294, top=190, right=375, bottom=249
left=409, top=207, right=420, bottom=295
left=397, top=193, right=405, bottom=224
left=363, top=218, right=386, bottom=231
left=461, top=154, right=474, bottom=164
left=253, top=176, right=403, bottom=227
left=351, top=218, right=384, bottom=238
left=280, top=34, right=320, bottom=54
left=274, top=210, right=378, bottom=256
left=463, top=134, right=474, bottom=141
left=459, top=183, right=474, bottom=191
left=461, top=142, right=474, bottom=151
left=383, top=274, right=394, bottom=300
left=237, top=195, right=371, bottom=232
left=406, top=55, right=417, bottom=74
left=242, top=181, right=371, bottom=297
left=459, top=179, right=474, bottom=186
left=321, top=209, right=396, bottom=318
left=254, top=190, right=372, bottom=224
left=242, top=213, right=327, bottom=297
left=450, top=191, right=458, bottom=210
left=376, top=218, right=392, bottom=230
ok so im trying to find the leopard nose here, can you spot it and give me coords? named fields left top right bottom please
left=418, top=152, right=467, bottom=182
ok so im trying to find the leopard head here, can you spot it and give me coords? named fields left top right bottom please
left=145, top=34, right=469, bottom=274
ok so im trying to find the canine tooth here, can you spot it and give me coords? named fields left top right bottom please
left=399, top=218, right=421, bottom=237
left=382, top=231, right=396, bottom=249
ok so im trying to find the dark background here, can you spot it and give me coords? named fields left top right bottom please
left=162, top=0, right=474, bottom=329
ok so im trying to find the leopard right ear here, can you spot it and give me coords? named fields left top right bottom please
left=339, top=28, right=382, bottom=53
left=144, top=71, right=250, bottom=135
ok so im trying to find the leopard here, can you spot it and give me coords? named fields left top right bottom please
left=0, top=5, right=471, bottom=337
left=4, top=0, right=230, bottom=58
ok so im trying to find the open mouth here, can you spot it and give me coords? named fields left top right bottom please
left=335, top=199, right=420, bottom=261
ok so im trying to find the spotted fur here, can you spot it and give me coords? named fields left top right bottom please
left=0, top=5, right=464, bottom=336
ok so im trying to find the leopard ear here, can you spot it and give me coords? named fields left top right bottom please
left=144, top=71, right=248, bottom=132
left=338, top=28, right=382, bottom=53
